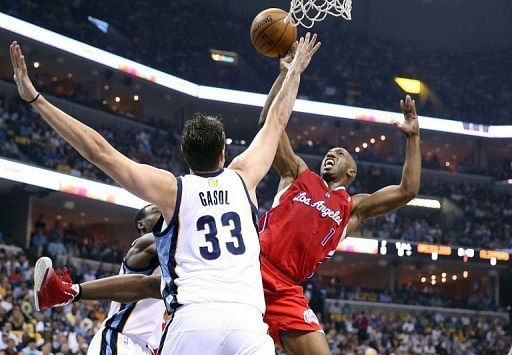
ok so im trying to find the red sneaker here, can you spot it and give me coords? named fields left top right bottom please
left=34, top=257, right=79, bottom=311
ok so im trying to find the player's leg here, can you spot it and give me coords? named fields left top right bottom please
left=159, top=303, right=274, bottom=354
left=160, top=329, right=223, bottom=354
left=222, top=329, right=275, bottom=355
left=261, top=267, right=327, bottom=355
left=160, top=328, right=274, bottom=355
left=34, top=257, right=160, bottom=310
left=281, top=330, right=331, bottom=355
left=87, top=327, right=148, bottom=355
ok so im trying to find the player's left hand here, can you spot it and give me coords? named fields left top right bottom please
left=282, top=32, right=321, bottom=74
left=10, top=41, right=39, bottom=102
left=396, top=95, right=420, bottom=137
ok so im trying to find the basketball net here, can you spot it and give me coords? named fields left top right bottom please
left=288, top=0, right=352, bottom=28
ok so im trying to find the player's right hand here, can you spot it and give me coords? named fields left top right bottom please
left=283, top=32, right=321, bottom=74
left=9, top=41, right=39, bottom=102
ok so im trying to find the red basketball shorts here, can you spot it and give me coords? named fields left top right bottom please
left=260, top=256, right=323, bottom=346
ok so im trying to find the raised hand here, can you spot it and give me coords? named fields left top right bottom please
left=282, top=32, right=321, bottom=74
left=279, top=41, right=297, bottom=73
left=9, top=41, right=39, bottom=102
left=397, top=95, right=420, bottom=137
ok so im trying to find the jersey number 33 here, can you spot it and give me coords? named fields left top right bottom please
left=197, top=211, right=246, bottom=260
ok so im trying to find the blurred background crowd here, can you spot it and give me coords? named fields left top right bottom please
left=1, top=0, right=512, bottom=125
left=0, top=248, right=510, bottom=355
left=0, top=0, right=511, bottom=354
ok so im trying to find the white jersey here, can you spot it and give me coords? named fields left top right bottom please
left=154, top=168, right=265, bottom=315
left=101, top=260, right=165, bottom=350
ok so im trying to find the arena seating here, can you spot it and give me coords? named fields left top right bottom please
left=0, top=4, right=510, bottom=353
left=0, top=92, right=512, bottom=248
left=1, top=1, right=511, bottom=124
left=1, top=94, right=510, bottom=250
left=0, top=247, right=509, bottom=354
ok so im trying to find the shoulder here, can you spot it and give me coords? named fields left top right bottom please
left=295, top=169, right=316, bottom=183
left=127, top=233, right=156, bottom=255
left=136, top=233, right=156, bottom=247
left=124, top=233, right=158, bottom=270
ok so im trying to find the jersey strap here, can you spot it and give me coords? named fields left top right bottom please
left=153, top=176, right=183, bottom=313
left=233, top=172, right=259, bottom=231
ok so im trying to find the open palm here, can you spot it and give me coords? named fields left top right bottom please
left=397, top=95, right=420, bottom=137
left=10, top=41, right=38, bottom=102
left=282, top=32, right=321, bottom=74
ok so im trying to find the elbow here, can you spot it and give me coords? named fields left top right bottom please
left=400, top=184, right=419, bottom=201
left=403, top=189, right=419, bottom=201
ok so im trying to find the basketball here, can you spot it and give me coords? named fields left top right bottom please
left=250, top=8, right=298, bottom=58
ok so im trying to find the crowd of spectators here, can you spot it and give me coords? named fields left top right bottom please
left=2, top=0, right=511, bottom=125
left=1, top=93, right=511, bottom=250
left=307, top=279, right=499, bottom=313
left=0, top=246, right=509, bottom=355
left=321, top=309, right=511, bottom=354
left=0, top=95, right=188, bottom=185
left=29, top=215, right=125, bottom=265
left=0, top=248, right=115, bottom=354
left=300, top=278, right=510, bottom=354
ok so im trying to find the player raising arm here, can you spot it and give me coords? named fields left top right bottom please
left=20, top=33, right=321, bottom=354
left=346, top=96, right=421, bottom=234
left=10, top=35, right=319, bottom=221
left=257, top=52, right=420, bottom=354
left=10, top=41, right=177, bottom=222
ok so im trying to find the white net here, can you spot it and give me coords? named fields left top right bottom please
left=288, top=0, right=352, bottom=28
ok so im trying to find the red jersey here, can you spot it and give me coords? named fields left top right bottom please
left=259, top=170, right=353, bottom=283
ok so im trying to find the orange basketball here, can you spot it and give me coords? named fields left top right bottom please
left=250, top=8, right=298, bottom=58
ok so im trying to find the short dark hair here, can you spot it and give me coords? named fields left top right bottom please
left=134, top=204, right=153, bottom=232
left=181, top=113, right=225, bottom=172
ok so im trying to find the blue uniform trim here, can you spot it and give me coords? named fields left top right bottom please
left=99, top=327, right=109, bottom=355
left=161, top=215, right=180, bottom=312
left=153, top=177, right=182, bottom=313
left=194, top=168, right=224, bottom=177
left=109, top=329, right=118, bottom=355
left=153, top=177, right=182, bottom=238
left=157, top=318, right=173, bottom=355
left=103, top=301, right=137, bottom=337
left=99, top=254, right=158, bottom=353
left=122, top=261, right=157, bottom=274
left=234, top=172, right=259, bottom=232
left=99, top=327, right=118, bottom=355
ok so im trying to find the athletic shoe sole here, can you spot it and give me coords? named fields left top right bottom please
left=34, top=257, right=53, bottom=311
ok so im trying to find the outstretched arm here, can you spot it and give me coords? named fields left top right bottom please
left=348, top=95, right=421, bottom=234
left=79, top=274, right=162, bottom=303
left=230, top=33, right=320, bottom=201
left=10, top=42, right=176, bottom=220
left=258, top=48, right=308, bottom=188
